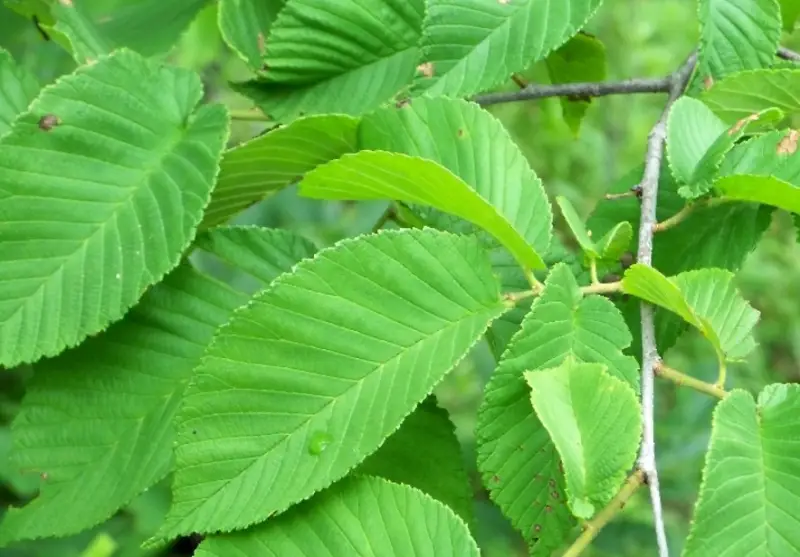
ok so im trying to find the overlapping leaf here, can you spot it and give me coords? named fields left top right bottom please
left=202, top=114, right=359, bottom=228
left=356, top=396, right=473, bottom=525
left=525, top=361, right=641, bottom=519
left=697, top=0, right=781, bottom=80
left=780, top=0, right=800, bottom=29
left=157, top=229, right=506, bottom=539
left=359, top=97, right=552, bottom=263
left=0, top=49, right=39, bottom=138
left=701, top=69, right=800, bottom=123
left=545, top=33, right=607, bottom=135
left=587, top=167, right=772, bottom=357
left=218, top=0, right=285, bottom=68
left=684, top=384, right=800, bottom=556
left=195, top=477, right=480, bottom=557
left=0, top=49, right=229, bottom=367
left=622, top=265, right=759, bottom=363
left=476, top=264, right=638, bottom=552
left=235, top=0, right=425, bottom=121
left=416, top=0, right=603, bottom=97
left=667, top=97, right=728, bottom=185
left=300, top=151, right=547, bottom=269
left=0, top=227, right=314, bottom=543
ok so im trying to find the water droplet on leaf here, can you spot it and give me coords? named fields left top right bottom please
left=308, top=431, right=333, bottom=455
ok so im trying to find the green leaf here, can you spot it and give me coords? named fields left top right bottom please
left=218, top=0, right=284, bottom=68
left=0, top=265, right=245, bottom=543
left=556, top=196, right=598, bottom=258
left=525, top=361, right=641, bottom=519
left=595, top=221, right=633, bottom=262
left=0, top=49, right=229, bottom=367
left=545, top=33, right=607, bottom=135
left=684, top=384, right=800, bottom=556
left=0, top=227, right=314, bottom=543
left=779, top=0, right=800, bottom=29
left=698, top=0, right=782, bottom=80
left=587, top=167, right=772, bottom=358
left=202, top=114, right=359, bottom=228
left=195, top=476, right=480, bottom=557
left=157, top=229, right=506, bottom=539
left=0, top=49, right=39, bottom=139
left=416, top=0, right=603, bottom=97
left=622, top=265, right=760, bottom=362
left=356, top=396, right=473, bottom=525
left=359, top=96, right=552, bottom=262
left=667, top=97, right=728, bottom=185
left=700, top=69, right=800, bottom=124
left=300, top=150, right=548, bottom=269
left=234, top=0, right=425, bottom=121
left=50, top=0, right=113, bottom=63
left=715, top=174, right=800, bottom=212
left=193, top=226, right=318, bottom=286
left=476, top=263, right=638, bottom=551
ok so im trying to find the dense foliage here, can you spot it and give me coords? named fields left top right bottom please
left=1, top=0, right=800, bottom=556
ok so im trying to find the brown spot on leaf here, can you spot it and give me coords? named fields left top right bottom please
left=729, top=113, right=759, bottom=135
left=457, top=128, right=464, bottom=137
left=548, top=479, right=555, bottom=487
left=395, top=98, right=410, bottom=109
left=545, top=505, right=553, bottom=513
left=491, top=475, right=501, bottom=484
left=778, top=129, right=799, bottom=155
left=534, top=524, right=542, bottom=532
left=551, top=491, right=559, bottom=499
left=703, top=75, right=714, bottom=90
left=38, top=114, right=60, bottom=131
left=257, top=33, right=266, bottom=55
left=40, top=472, right=48, bottom=481
left=416, top=62, right=434, bottom=78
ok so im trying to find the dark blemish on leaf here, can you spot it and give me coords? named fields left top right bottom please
left=38, top=114, right=60, bottom=131
left=40, top=472, right=48, bottom=481
left=457, top=129, right=464, bottom=137
left=535, top=474, right=542, bottom=481
left=192, top=430, right=197, bottom=435
left=548, top=479, right=555, bottom=487
left=395, top=98, right=410, bottom=108
left=545, top=505, right=552, bottom=513
left=551, top=491, right=559, bottom=499
left=491, top=475, right=500, bottom=484
left=534, top=524, right=542, bottom=532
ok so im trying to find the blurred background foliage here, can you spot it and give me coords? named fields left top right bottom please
left=1, top=1, right=799, bottom=556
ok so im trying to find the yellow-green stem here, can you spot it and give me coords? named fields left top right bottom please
left=655, top=361, right=727, bottom=399
left=563, top=470, right=646, bottom=557
left=229, top=108, right=270, bottom=121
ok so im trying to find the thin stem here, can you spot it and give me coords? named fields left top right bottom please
left=524, top=269, right=544, bottom=292
left=562, top=470, right=647, bottom=557
left=589, top=258, right=600, bottom=285
left=635, top=50, right=697, bottom=557
left=653, top=203, right=695, bottom=233
left=655, top=362, right=727, bottom=399
left=778, top=46, right=800, bottom=62
left=475, top=76, right=672, bottom=106
left=605, top=191, right=638, bottom=201
left=229, top=108, right=270, bottom=121
left=716, top=359, right=727, bottom=390
left=371, top=204, right=396, bottom=233
left=504, top=280, right=621, bottom=305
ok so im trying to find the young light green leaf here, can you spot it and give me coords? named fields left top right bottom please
left=684, top=384, right=800, bottom=556
left=234, top=0, right=425, bottom=121
left=667, top=97, right=728, bottom=185
left=359, top=97, right=552, bottom=261
left=0, top=49, right=39, bottom=138
left=701, top=69, right=800, bottom=124
left=356, top=396, right=473, bottom=525
left=477, top=263, right=638, bottom=551
left=556, top=196, right=598, bottom=258
left=545, top=33, right=608, bottom=135
left=194, top=476, right=480, bottom=557
left=698, top=0, right=781, bottom=80
left=525, top=361, right=641, bottom=519
left=678, top=107, right=783, bottom=199
left=50, top=0, right=113, bottom=63
left=0, top=228, right=314, bottom=543
left=300, top=151, right=547, bottom=269
left=0, top=49, right=229, bottom=367
left=595, top=221, right=633, bottom=262
left=218, top=0, right=285, bottom=68
left=157, top=229, right=506, bottom=539
left=622, top=265, right=759, bottom=362
left=716, top=174, right=800, bottom=213
left=202, top=114, right=359, bottom=228
left=416, top=0, right=603, bottom=97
